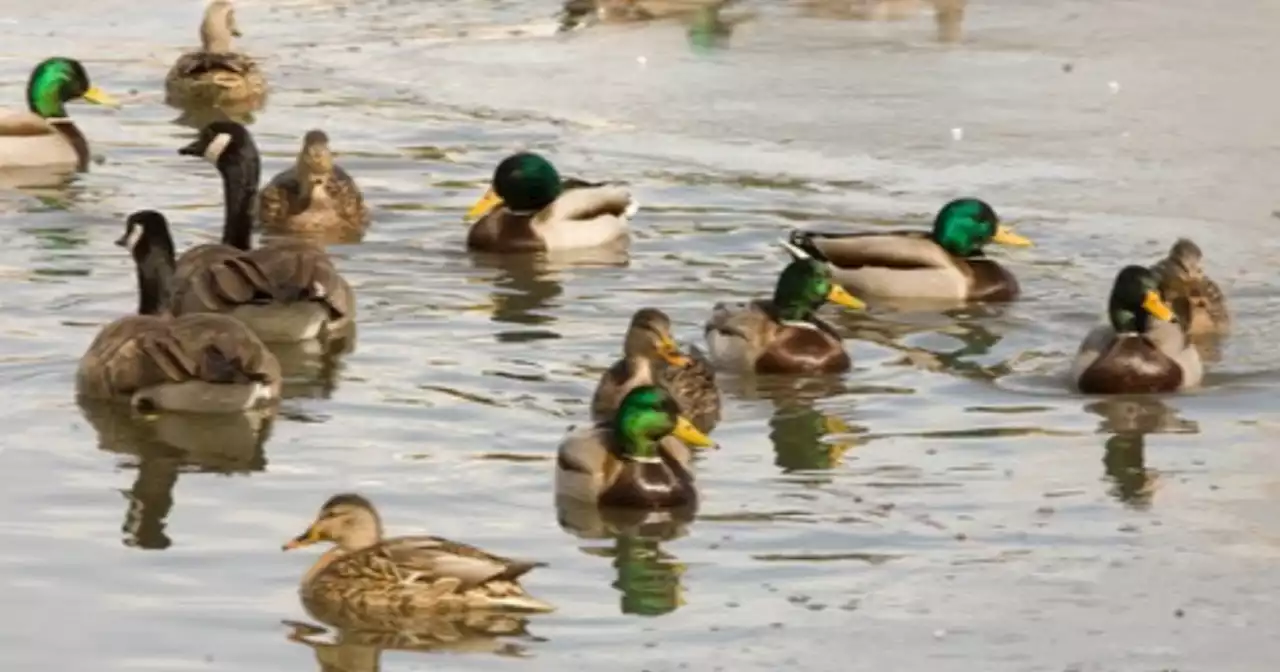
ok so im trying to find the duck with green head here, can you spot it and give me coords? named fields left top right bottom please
left=463, top=151, right=635, bottom=253
left=787, top=198, right=1032, bottom=303
left=0, top=57, right=118, bottom=170
left=704, top=245, right=866, bottom=374
left=1072, top=265, right=1202, bottom=394
left=558, top=385, right=717, bottom=510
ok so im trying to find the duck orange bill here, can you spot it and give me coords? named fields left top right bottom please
left=81, top=86, right=120, bottom=107
left=671, top=416, right=717, bottom=449
left=659, top=338, right=692, bottom=367
left=464, top=188, right=503, bottom=222
left=1142, top=290, right=1175, bottom=322
left=992, top=224, right=1033, bottom=247
left=282, top=527, right=319, bottom=551
left=826, top=284, right=866, bottom=309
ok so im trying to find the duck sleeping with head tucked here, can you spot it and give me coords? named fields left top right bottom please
left=284, top=493, right=555, bottom=615
left=704, top=244, right=865, bottom=374
left=1071, top=265, right=1202, bottom=394
left=787, top=198, right=1031, bottom=303
left=464, top=151, right=635, bottom=253
left=0, top=57, right=117, bottom=171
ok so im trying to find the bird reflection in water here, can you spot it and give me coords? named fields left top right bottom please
left=171, top=101, right=256, bottom=130
left=284, top=610, right=535, bottom=670
left=270, top=323, right=356, bottom=401
left=838, top=304, right=1011, bottom=382
left=770, top=401, right=860, bottom=472
left=470, top=246, right=629, bottom=344
left=557, top=497, right=693, bottom=617
left=1086, top=397, right=1198, bottom=509
left=78, top=400, right=273, bottom=549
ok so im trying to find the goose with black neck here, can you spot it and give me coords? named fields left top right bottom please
left=76, top=210, right=282, bottom=413
left=172, top=121, right=356, bottom=344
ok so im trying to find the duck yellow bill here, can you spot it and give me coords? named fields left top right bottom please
left=282, top=526, right=319, bottom=551
left=992, top=224, right=1033, bottom=247
left=658, top=338, right=692, bottom=367
left=464, top=187, right=503, bottom=223
left=81, top=86, right=120, bottom=107
left=826, top=284, right=866, bottom=310
left=1142, top=290, right=1175, bottom=322
left=671, top=416, right=716, bottom=449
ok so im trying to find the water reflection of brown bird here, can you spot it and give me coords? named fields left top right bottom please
left=469, top=247, right=628, bottom=343
left=835, top=304, right=1009, bottom=382
left=798, top=0, right=966, bottom=42
left=1086, top=398, right=1198, bottom=509
left=270, top=326, right=355, bottom=400
left=78, top=400, right=272, bottom=549
left=284, top=611, right=534, bottom=670
left=556, top=498, right=692, bottom=617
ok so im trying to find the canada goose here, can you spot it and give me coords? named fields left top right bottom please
left=1072, top=265, right=1203, bottom=394
left=76, top=210, right=282, bottom=413
left=257, top=130, right=370, bottom=240
left=463, top=151, right=635, bottom=252
left=174, top=121, right=356, bottom=343
left=283, top=493, right=555, bottom=614
left=0, top=57, right=117, bottom=171
left=164, top=0, right=267, bottom=111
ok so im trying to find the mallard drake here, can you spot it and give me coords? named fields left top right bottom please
left=787, top=198, right=1032, bottom=302
left=175, top=121, right=356, bottom=343
left=591, top=308, right=721, bottom=434
left=257, top=130, right=370, bottom=239
left=558, top=385, right=717, bottom=509
left=0, top=57, right=116, bottom=171
left=704, top=245, right=865, bottom=374
left=283, top=493, right=554, bottom=614
left=76, top=210, right=281, bottom=413
left=1072, top=265, right=1203, bottom=394
left=1149, top=238, right=1228, bottom=336
left=164, top=0, right=267, bottom=111
left=463, top=152, right=634, bottom=253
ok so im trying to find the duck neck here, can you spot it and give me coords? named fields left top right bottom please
left=219, top=160, right=258, bottom=251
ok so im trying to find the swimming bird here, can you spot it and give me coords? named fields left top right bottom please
left=257, top=130, right=370, bottom=240
left=0, top=57, right=117, bottom=171
left=76, top=210, right=281, bottom=413
left=1072, top=265, right=1203, bottom=394
left=463, top=151, right=635, bottom=252
left=174, top=121, right=356, bottom=343
left=787, top=198, right=1032, bottom=303
left=284, top=493, right=555, bottom=614
left=1149, top=238, right=1228, bottom=336
left=164, top=0, right=267, bottom=111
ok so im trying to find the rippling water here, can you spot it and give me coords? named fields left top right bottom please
left=3, top=0, right=1280, bottom=670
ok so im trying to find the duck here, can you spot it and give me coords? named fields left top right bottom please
left=174, top=121, right=356, bottom=344
left=1071, top=265, right=1203, bottom=394
left=463, top=151, right=635, bottom=253
left=164, top=0, right=267, bottom=111
left=591, top=308, right=721, bottom=434
left=257, top=130, right=370, bottom=240
left=76, top=210, right=281, bottom=413
left=283, top=493, right=555, bottom=614
left=704, top=243, right=865, bottom=374
left=786, top=198, right=1032, bottom=303
left=558, top=385, right=717, bottom=509
left=0, top=57, right=116, bottom=171
left=1148, top=238, right=1228, bottom=336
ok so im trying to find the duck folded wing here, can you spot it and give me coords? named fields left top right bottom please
left=0, top=110, right=55, bottom=137
left=378, top=537, right=544, bottom=587
left=170, top=52, right=255, bottom=78
left=799, top=231, right=954, bottom=269
left=174, top=252, right=276, bottom=312
left=538, top=184, right=634, bottom=222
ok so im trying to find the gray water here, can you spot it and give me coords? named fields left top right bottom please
left=2, top=0, right=1280, bottom=670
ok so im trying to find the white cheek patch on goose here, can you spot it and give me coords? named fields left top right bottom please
left=123, top=226, right=143, bottom=250
left=203, top=133, right=232, bottom=164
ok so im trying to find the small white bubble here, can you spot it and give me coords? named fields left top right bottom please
left=637, top=55, right=648, bottom=66
left=933, top=629, right=948, bottom=639
left=1108, top=81, right=1120, bottom=93
left=951, top=127, right=963, bottom=141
